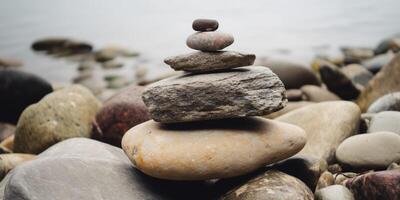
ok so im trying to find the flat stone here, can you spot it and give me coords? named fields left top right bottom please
left=277, top=101, right=361, bottom=164
left=164, top=51, right=255, bottom=72
left=300, top=85, right=341, bottom=102
left=31, top=38, right=92, bottom=54
left=219, top=170, right=313, bottom=200
left=142, top=66, right=286, bottom=123
left=368, top=111, right=400, bottom=134
left=374, top=36, right=400, bottom=55
left=318, top=60, right=361, bottom=100
left=367, top=92, right=400, bottom=113
left=345, top=169, right=400, bottom=200
left=336, top=131, right=400, bottom=169
left=122, top=117, right=306, bottom=180
left=0, top=138, right=223, bottom=200
left=93, top=85, right=151, bottom=147
left=256, top=58, right=320, bottom=89
left=315, top=185, right=355, bottom=200
left=341, top=47, right=374, bottom=63
left=186, top=32, right=234, bottom=51
left=14, top=85, right=101, bottom=154
left=192, top=19, right=219, bottom=31
left=357, top=53, right=400, bottom=112
left=0, top=70, right=53, bottom=124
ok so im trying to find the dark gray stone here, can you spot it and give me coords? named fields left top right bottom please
left=192, top=19, right=219, bottom=31
left=0, top=70, right=53, bottom=124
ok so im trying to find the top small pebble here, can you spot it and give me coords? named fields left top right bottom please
left=192, top=19, right=219, bottom=32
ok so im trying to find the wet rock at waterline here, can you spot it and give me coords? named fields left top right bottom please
left=13, top=85, right=101, bottom=154
left=164, top=51, right=255, bottom=72
left=336, top=131, right=400, bottom=169
left=142, top=66, right=286, bottom=123
left=122, top=117, right=306, bottom=180
left=219, top=170, right=314, bottom=200
left=192, top=19, right=219, bottom=31
left=31, top=37, right=93, bottom=54
left=0, top=70, right=53, bottom=124
left=186, top=32, right=234, bottom=51
left=93, top=85, right=151, bottom=147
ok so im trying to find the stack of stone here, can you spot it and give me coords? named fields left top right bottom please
left=122, top=19, right=307, bottom=181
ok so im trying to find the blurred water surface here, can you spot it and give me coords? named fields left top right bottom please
left=0, top=0, right=399, bottom=82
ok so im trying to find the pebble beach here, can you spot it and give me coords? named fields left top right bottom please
left=1, top=1, right=400, bottom=199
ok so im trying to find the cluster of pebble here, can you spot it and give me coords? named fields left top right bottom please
left=0, top=19, right=399, bottom=200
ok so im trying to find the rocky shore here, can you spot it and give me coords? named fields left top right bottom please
left=0, top=19, right=399, bottom=200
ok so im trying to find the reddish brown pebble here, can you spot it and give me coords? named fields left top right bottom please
left=192, top=19, right=219, bottom=31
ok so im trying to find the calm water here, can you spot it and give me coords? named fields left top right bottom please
left=0, top=0, right=400, bottom=83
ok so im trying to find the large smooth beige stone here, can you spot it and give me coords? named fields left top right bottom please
left=277, top=101, right=361, bottom=163
left=122, top=117, right=306, bottom=180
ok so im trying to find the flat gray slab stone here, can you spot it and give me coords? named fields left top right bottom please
left=164, top=51, right=255, bottom=73
left=142, top=66, right=287, bottom=123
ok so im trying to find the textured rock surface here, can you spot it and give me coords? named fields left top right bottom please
left=345, top=169, right=400, bottom=200
left=0, top=153, right=35, bottom=180
left=315, top=185, right=355, bottom=200
left=336, top=131, right=400, bottom=169
left=0, top=138, right=224, bottom=200
left=0, top=70, right=53, bottom=124
left=357, top=53, right=400, bottom=112
left=93, top=85, right=151, bottom=147
left=143, top=66, right=287, bottom=123
left=122, top=117, right=306, bottom=180
left=192, top=19, right=218, bottom=31
left=368, top=111, right=400, bottom=134
left=277, top=101, right=361, bottom=163
left=319, top=61, right=361, bottom=100
left=367, top=92, right=400, bottom=113
left=186, top=32, right=234, bottom=51
left=220, top=170, right=314, bottom=200
left=14, top=85, right=101, bottom=154
left=164, top=51, right=255, bottom=72
left=256, top=58, right=320, bottom=89
left=300, top=85, right=341, bottom=102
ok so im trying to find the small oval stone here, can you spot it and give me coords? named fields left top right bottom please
left=186, top=32, right=234, bottom=51
left=336, top=131, right=400, bottom=169
left=192, top=19, right=219, bottom=31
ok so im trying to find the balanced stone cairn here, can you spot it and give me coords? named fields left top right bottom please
left=122, top=19, right=307, bottom=181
